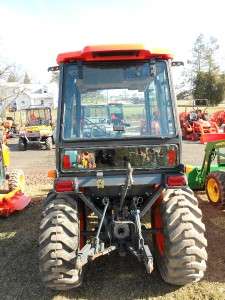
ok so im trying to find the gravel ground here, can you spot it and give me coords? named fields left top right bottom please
left=0, top=139, right=225, bottom=300
left=182, top=141, right=206, bottom=166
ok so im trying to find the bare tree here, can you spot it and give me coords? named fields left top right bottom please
left=7, top=71, right=19, bottom=82
left=23, top=72, right=31, bottom=84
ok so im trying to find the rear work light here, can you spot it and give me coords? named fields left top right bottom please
left=167, top=175, right=186, bottom=187
left=55, top=180, right=74, bottom=192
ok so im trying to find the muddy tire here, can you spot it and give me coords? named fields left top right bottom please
left=205, top=172, right=225, bottom=206
left=18, top=138, right=27, bottom=151
left=8, top=169, right=25, bottom=192
left=152, top=187, right=207, bottom=285
left=45, top=137, right=53, bottom=150
left=39, top=194, right=82, bottom=290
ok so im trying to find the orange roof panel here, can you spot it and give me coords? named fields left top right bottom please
left=57, top=44, right=173, bottom=64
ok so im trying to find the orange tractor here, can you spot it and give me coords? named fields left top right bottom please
left=40, top=44, right=207, bottom=290
left=210, top=110, right=225, bottom=129
left=179, top=109, right=219, bottom=142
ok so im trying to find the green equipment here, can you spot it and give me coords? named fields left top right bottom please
left=187, top=140, right=225, bottom=206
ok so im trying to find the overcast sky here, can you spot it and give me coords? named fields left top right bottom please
left=0, top=0, right=225, bottom=83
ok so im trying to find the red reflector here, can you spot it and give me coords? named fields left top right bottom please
left=55, top=180, right=74, bottom=192
left=63, top=155, right=71, bottom=169
left=167, top=149, right=176, bottom=166
left=167, top=175, right=186, bottom=187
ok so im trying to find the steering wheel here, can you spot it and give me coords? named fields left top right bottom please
left=83, top=118, right=108, bottom=135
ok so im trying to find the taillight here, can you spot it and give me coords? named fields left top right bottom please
left=55, top=180, right=74, bottom=192
left=63, top=155, right=71, bottom=169
left=167, top=175, right=186, bottom=187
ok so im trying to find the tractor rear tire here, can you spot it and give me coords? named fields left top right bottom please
left=46, top=137, right=53, bottom=150
left=152, top=187, right=207, bottom=285
left=8, top=169, right=25, bottom=192
left=205, top=172, right=225, bottom=206
left=39, top=194, right=82, bottom=290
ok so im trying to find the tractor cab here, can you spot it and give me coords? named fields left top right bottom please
left=56, top=45, right=179, bottom=172
left=40, top=45, right=207, bottom=290
left=25, top=107, right=52, bottom=126
left=61, top=58, right=176, bottom=141
left=18, top=107, right=53, bottom=150
left=108, top=103, right=125, bottom=126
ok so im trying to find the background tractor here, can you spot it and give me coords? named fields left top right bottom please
left=18, top=107, right=53, bottom=150
left=0, top=130, right=30, bottom=216
left=210, top=110, right=225, bottom=133
left=39, top=45, right=207, bottom=290
left=179, top=109, right=219, bottom=142
left=187, top=140, right=225, bottom=206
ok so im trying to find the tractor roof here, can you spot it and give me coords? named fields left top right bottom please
left=57, top=44, right=173, bottom=64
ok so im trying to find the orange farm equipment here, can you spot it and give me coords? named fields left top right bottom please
left=179, top=110, right=219, bottom=142
left=0, top=135, right=30, bottom=216
left=39, top=44, right=207, bottom=290
left=210, top=110, right=225, bottom=128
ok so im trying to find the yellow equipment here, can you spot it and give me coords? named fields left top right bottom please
left=18, top=107, right=53, bottom=150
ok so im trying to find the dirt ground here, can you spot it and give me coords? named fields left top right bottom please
left=0, top=139, right=225, bottom=300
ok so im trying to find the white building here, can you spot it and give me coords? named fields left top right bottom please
left=0, top=82, right=58, bottom=113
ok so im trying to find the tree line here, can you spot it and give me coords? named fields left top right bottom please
left=0, top=68, right=31, bottom=84
left=177, top=34, right=225, bottom=105
left=0, top=40, right=32, bottom=84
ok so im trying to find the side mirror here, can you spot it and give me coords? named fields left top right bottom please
left=171, top=61, right=184, bottom=67
left=48, top=66, right=59, bottom=72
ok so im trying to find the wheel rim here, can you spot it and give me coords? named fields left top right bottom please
left=153, top=206, right=165, bottom=256
left=207, top=178, right=220, bottom=203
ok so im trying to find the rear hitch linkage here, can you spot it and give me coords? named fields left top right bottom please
left=131, top=208, right=154, bottom=274
left=75, top=197, right=117, bottom=270
left=120, top=162, right=134, bottom=211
